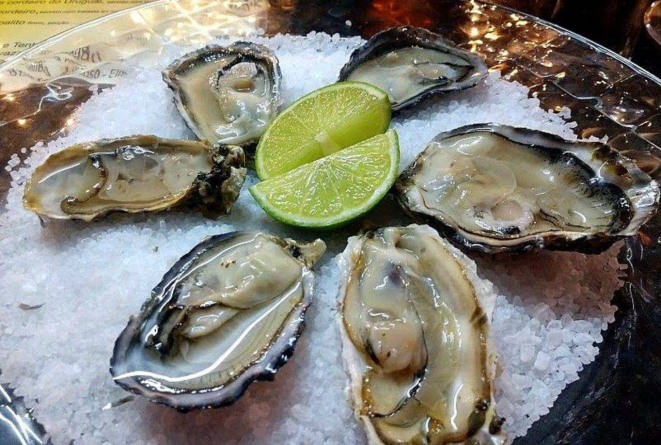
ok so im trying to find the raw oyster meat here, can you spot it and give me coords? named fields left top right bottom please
left=164, top=42, right=282, bottom=148
left=23, top=135, right=246, bottom=221
left=338, top=224, right=504, bottom=445
left=396, top=124, right=660, bottom=253
left=338, top=26, right=487, bottom=112
left=110, top=231, right=325, bottom=411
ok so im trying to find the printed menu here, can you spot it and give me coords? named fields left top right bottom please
left=0, top=0, right=152, bottom=62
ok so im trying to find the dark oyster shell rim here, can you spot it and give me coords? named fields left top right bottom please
left=162, top=41, right=283, bottom=149
left=0, top=379, right=50, bottom=445
left=395, top=123, right=660, bottom=254
left=337, top=224, right=505, bottom=443
left=22, top=135, right=246, bottom=222
left=109, top=231, right=316, bottom=412
left=337, top=26, right=488, bottom=113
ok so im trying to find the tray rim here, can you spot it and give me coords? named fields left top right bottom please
left=1, top=0, right=659, bottom=89
left=1, top=1, right=660, bottom=444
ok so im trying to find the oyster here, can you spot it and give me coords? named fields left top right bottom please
left=164, top=42, right=282, bottom=149
left=338, top=26, right=487, bottom=112
left=396, top=124, right=660, bottom=253
left=338, top=224, right=504, bottom=445
left=110, top=231, right=325, bottom=411
left=23, top=135, right=246, bottom=221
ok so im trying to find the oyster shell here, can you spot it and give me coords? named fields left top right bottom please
left=396, top=124, right=660, bottom=253
left=23, top=135, right=246, bottom=221
left=164, top=42, right=282, bottom=149
left=338, top=26, right=487, bottom=112
left=338, top=224, right=505, bottom=445
left=110, top=231, right=325, bottom=411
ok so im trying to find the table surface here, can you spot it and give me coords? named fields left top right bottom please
left=1, top=1, right=661, bottom=444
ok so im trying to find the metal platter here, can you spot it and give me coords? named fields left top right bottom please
left=1, top=0, right=660, bottom=443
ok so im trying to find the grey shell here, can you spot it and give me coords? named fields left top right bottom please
left=396, top=124, right=660, bottom=253
left=338, top=26, right=488, bottom=112
left=163, top=42, right=282, bottom=150
left=110, top=231, right=325, bottom=411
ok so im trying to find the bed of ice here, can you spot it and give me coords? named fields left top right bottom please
left=0, top=33, right=625, bottom=444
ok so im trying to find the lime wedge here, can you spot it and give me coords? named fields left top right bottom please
left=250, top=130, right=399, bottom=228
left=255, top=82, right=391, bottom=180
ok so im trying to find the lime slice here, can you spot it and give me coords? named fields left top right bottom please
left=255, top=82, right=391, bottom=180
left=250, top=130, right=399, bottom=228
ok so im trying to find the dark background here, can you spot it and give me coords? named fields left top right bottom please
left=486, top=0, right=661, bottom=76
left=271, top=0, right=661, bottom=76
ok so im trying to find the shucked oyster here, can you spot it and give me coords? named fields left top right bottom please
left=110, top=231, right=325, bottom=411
left=396, top=124, right=660, bottom=253
left=338, top=225, right=504, bottom=445
left=23, top=135, right=246, bottom=221
left=164, top=42, right=282, bottom=149
left=339, top=27, right=487, bottom=112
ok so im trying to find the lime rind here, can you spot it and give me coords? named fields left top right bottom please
left=255, top=81, right=391, bottom=180
left=250, top=129, right=400, bottom=229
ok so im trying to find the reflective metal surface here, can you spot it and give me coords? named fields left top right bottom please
left=0, top=378, right=48, bottom=445
left=1, top=1, right=660, bottom=443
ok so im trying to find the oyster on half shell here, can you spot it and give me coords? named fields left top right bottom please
left=338, top=225, right=504, bottom=445
left=396, top=124, right=660, bottom=253
left=338, top=26, right=487, bottom=112
left=23, top=135, right=246, bottom=221
left=110, top=231, right=325, bottom=411
left=164, top=42, right=282, bottom=149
